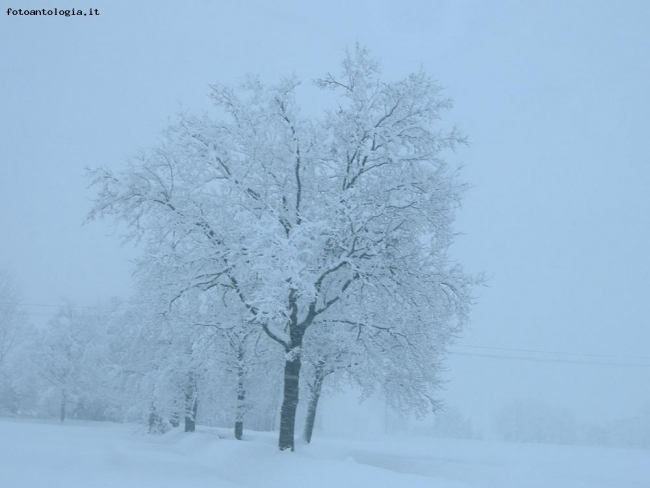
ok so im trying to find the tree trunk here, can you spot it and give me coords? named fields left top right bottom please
left=303, top=366, right=325, bottom=444
left=235, top=346, right=245, bottom=440
left=184, top=373, right=198, bottom=433
left=148, top=402, right=162, bottom=434
left=278, top=347, right=302, bottom=451
left=60, top=389, right=67, bottom=423
left=234, top=421, right=243, bottom=440
left=170, top=411, right=180, bottom=428
left=264, top=383, right=281, bottom=432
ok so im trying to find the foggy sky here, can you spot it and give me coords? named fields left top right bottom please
left=1, top=0, right=649, bottom=429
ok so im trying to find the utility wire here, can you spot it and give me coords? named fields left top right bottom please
left=0, top=301, right=114, bottom=310
left=448, top=351, right=650, bottom=368
left=453, top=344, right=650, bottom=361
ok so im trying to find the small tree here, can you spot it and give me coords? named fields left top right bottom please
left=300, top=321, right=359, bottom=443
left=0, top=269, right=26, bottom=369
left=494, top=398, right=577, bottom=445
left=0, top=268, right=29, bottom=415
left=429, top=405, right=477, bottom=439
left=112, top=288, right=214, bottom=433
left=36, top=304, right=114, bottom=422
left=88, top=46, right=474, bottom=450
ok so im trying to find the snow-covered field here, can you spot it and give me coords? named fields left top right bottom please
left=1, top=419, right=648, bottom=488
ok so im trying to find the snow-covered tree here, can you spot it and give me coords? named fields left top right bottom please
left=87, top=46, right=474, bottom=450
left=161, top=287, right=282, bottom=438
left=35, top=303, right=117, bottom=422
left=0, top=268, right=30, bottom=415
left=300, top=320, right=359, bottom=443
left=494, top=398, right=578, bottom=445
left=108, top=270, right=282, bottom=437
left=0, top=269, right=26, bottom=367
left=429, top=405, right=478, bottom=439
left=103, top=286, right=208, bottom=433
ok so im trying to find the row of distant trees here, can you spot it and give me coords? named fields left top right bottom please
left=0, top=274, right=456, bottom=444
left=423, top=399, right=650, bottom=449
left=390, top=401, right=650, bottom=450
left=493, top=398, right=650, bottom=449
left=2, top=267, right=649, bottom=450
left=0, top=282, right=282, bottom=432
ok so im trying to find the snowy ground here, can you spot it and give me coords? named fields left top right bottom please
left=1, top=419, right=648, bottom=488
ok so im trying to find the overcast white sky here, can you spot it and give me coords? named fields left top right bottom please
left=1, top=0, right=649, bottom=430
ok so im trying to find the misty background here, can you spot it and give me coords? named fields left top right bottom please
left=1, top=0, right=649, bottom=437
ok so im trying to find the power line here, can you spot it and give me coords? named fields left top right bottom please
left=448, top=350, right=650, bottom=368
left=453, top=344, right=650, bottom=361
left=18, top=312, right=74, bottom=318
left=0, top=301, right=114, bottom=310
left=0, top=301, right=117, bottom=318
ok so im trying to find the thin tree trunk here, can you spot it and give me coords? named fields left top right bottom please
left=235, top=345, right=246, bottom=440
left=303, top=366, right=325, bottom=444
left=148, top=402, right=161, bottom=434
left=184, top=373, right=198, bottom=433
left=266, top=383, right=281, bottom=432
left=60, top=389, right=67, bottom=423
left=170, top=411, right=180, bottom=428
